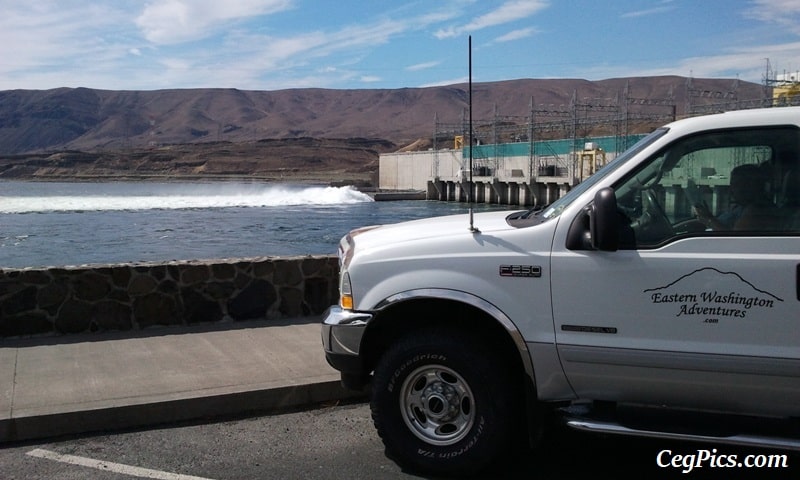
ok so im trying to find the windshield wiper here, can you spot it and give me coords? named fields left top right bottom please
left=517, top=203, right=550, bottom=219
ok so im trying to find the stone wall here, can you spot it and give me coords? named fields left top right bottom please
left=0, top=255, right=338, bottom=338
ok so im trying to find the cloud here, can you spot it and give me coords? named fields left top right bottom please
left=63, top=2, right=450, bottom=90
left=135, top=0, right=293, bottom=44
left=621, top=0, right=675, bottom=19
left=0, top=0, right=539, bottom=90
left=495, top=27, right=538, bottom=42
left=406, top=61, right=441, bottom=71
left=0, top=3, right=123, bottom=61
left=9, top=0, right=794, bottom=92
left=0, top=2, right=139, bottom=87
left=744, top=0, right=800, bottom=35
left=240, top=19, right=407, bottom=74
left=674, top=42, right=800, bottom=82
left=745, top=0, right=800, bottom=19
left=577, top=41, right=800, bottom=83
left=125, top=12, right=429, bottom=89
left=435, top=0, right=549, bottom=39
left=620, top=6, right=673, bottom=18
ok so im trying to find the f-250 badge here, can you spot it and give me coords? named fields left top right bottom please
left=644, top=267, right=783, bottom=319
left=499, top=265, right=541, bottom=278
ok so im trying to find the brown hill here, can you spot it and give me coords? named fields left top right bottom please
left=0, top=76, right=767, bottom=184
left=0, top=138, right=391, bottom=185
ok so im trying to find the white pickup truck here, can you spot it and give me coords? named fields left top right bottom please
left=321, top=107, right=800, bottom=475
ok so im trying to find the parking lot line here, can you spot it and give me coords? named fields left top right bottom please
left=26, top=448, right=214, bottom=480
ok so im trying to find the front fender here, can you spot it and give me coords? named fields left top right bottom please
left=373, top=288, right=536, bottom=389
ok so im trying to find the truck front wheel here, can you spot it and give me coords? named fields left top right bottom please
left=370, top=329, right=519, bottom=475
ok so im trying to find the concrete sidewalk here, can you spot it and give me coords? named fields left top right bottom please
left=0, top=318, right=364, bottom=443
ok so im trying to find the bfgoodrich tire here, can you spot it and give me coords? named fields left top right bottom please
left=370, top=329, right=519, bottom=476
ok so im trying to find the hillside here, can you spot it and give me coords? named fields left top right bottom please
left=0, top=76, right=766, bottom=184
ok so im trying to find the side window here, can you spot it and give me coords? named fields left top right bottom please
left=613, top=126, right=800, bottom=248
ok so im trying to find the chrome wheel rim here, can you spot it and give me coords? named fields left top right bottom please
left=399, top=364, right=475, bottom=446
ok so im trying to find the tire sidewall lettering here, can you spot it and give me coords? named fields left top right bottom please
left=387, top=353, right=447, bottom=392
left=371, top=331, right=517, bottom=474
left=388, top=349, right=488, bottom=460
left=415, top=415, right=486, bottom=460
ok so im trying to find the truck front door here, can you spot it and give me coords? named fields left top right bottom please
left=550, top=126, right=800, bottom=417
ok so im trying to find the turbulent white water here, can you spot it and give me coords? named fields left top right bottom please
left=0, top=180, right=508, bottom=268
left=0, top=184, right=373, bottom=214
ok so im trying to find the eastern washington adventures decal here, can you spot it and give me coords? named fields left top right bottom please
left=643, top=267, right=783, bottom=321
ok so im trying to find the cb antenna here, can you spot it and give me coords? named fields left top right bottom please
left=468, top=35, right=479, bottom=233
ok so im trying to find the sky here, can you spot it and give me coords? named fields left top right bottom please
left=2, top=0, right=800, bottom=92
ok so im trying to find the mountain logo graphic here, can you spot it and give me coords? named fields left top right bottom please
left=643, top=267, right=783, bottom=319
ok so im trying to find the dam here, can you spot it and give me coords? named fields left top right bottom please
left=378, top=135, right=648, bottom=207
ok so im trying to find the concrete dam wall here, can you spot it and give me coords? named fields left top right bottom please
left=378, top=136, right=648, bottom=206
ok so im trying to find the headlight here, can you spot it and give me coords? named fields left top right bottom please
left=340, top=271, right=354, bottom=310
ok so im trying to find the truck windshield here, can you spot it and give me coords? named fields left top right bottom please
left=539, top=128, right=669, bottom=220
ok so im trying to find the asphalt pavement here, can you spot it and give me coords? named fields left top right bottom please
left=0, top=318, right=365, bottom=443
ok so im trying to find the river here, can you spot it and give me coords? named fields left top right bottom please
left=0, top=181, right=512, bottom=268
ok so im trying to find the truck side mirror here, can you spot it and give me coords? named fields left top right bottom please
left=590, top=187, right=619, bottom=251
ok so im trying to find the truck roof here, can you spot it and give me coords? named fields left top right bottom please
left=666, top=106, right=800, bottom=134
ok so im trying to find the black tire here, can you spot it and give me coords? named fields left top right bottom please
left=370, top=329, right=519, bottom=476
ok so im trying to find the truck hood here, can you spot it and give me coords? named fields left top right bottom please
left=341, top=209, right=525, bottom=259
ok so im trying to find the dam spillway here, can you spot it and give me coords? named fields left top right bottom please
left=378, top=135, right=645, bottom=207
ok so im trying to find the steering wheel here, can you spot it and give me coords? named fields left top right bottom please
left=632, top=188, right=673, bottom=241
left=643, top=189, right=668, bottom=223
